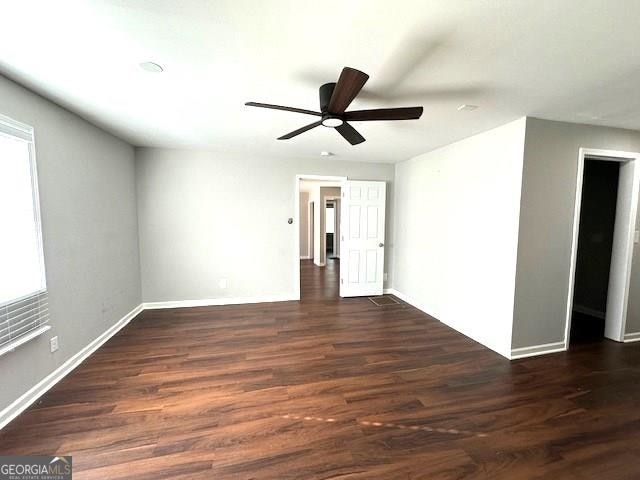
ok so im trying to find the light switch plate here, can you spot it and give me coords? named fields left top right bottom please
left=50, top=336, right=59, bottom=353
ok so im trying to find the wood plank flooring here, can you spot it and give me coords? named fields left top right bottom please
left=1, top=259, right=640, bottom=478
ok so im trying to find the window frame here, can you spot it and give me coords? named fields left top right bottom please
left=0, top=113, right=49, bottom=356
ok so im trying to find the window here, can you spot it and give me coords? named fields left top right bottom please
left=0, top=114, right=49, bottom=356
left=326, top=204, right=335, bottom=234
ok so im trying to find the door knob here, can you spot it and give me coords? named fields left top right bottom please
left=379, top=242, right=384, bottom=247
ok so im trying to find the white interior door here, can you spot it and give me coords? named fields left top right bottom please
left=340, top=180, right=386, bottom=297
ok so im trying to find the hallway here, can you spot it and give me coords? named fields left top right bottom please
left=300, top=258, right=340, bottom=300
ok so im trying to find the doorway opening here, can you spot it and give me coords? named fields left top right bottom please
left=570, top=160, right=620, bottom=344
left=295, top=175, right=346, bottom=300
left=565, top=148, right=640, bottom=347
left=294, top=175, right=388, bottom=300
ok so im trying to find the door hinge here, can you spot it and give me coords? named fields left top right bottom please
left=341, top=278, right=344, bottom=284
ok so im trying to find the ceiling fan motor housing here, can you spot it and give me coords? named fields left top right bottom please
left=319, top=82, right=344, bottom=127
left=319, top=82, right=337, bottom=113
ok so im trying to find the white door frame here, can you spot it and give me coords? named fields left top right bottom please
left=333, top=198, right=341, bottom=258
left=564, top=148, right=640, bottom=346
left=294, top=174, right=347, bottom=300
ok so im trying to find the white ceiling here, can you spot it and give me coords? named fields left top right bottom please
left=1, top=1, right=640, bottom=163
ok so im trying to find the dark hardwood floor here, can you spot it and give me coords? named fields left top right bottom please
left=1, top=260, right=640, bottom=478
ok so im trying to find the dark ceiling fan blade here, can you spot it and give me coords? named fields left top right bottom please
left=335, top=122, right=365, bottom=145
left=245, top=102, right=321, bottom=116
left=327, top=67, right=369, bottom=114
left=277, top=120, right=323, bottom=140
left=345, top=106, right=423, bottom=121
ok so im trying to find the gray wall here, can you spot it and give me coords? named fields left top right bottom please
left=0, top=75, right=141, bottom=412
left=136, top=148, right=394, bottom=303
left=628, top=233, right=640, bottom=334
left=512, top=118, right=640, bottom=348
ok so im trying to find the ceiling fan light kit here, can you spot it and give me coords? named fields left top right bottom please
left=321, top=116, right=344, bottom=128
left=245, top=67, right=423, bottom=145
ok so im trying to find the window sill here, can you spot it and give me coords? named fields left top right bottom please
left=0, top=325, right=51, bottom=357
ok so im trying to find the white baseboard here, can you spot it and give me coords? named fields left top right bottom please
left=572, top=304, right=606, bottom=319
left=390, top=288, right=567, bottom=360
left=510, top=341, right=566, bottom=360
left=386, top=288, right=437, bottom=318
left=383, top=288, right=431, bottom=312
left=142, top=293, right=297, bottom=310
left=0, top=303, right=143, bottom=430
left=624, top=332, right=640, bottom=342
left=383, top=288, right=513, bottom=359
left=299, top=256, right=311, bottom=260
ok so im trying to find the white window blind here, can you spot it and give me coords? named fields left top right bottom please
left=0, top=114, right=49, bottom=356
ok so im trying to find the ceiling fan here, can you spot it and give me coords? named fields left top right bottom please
left=245, top=67, right=423, bottom=145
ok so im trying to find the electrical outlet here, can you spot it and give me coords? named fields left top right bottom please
left=219, top=278, right=228, bottom=289
left=49, top=336, right=59, bottom=353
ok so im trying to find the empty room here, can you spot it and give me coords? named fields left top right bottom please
left=1, top=1, right=640, bottom=478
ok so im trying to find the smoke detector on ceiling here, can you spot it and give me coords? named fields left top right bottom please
left=139, top=62, right=164, bottom=73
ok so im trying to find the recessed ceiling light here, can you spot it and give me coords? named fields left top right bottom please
left=320, top=151, right=334, bottom=157
left=139, top=62, right=164, bottom=73
left=457, top=104, right=478, bottom=111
